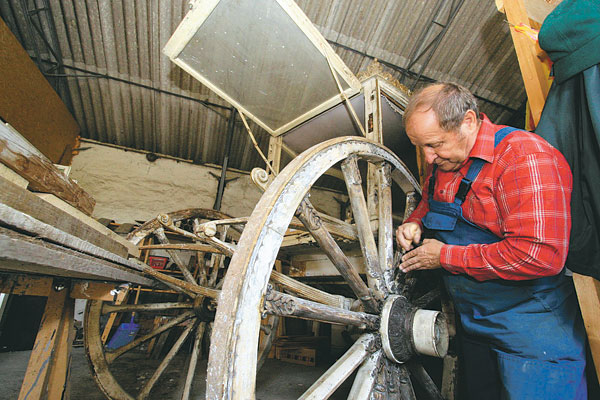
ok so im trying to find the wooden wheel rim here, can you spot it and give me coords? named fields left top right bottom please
left=207, top=137, right=420, bottom=399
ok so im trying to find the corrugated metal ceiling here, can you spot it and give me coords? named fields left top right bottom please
left=0, top=0, right=525, bottom=173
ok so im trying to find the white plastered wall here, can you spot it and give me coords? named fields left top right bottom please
left=70, top=142, right=346, bottom=224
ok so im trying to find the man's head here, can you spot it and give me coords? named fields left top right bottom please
left=403, top=83, right=481, bottom=172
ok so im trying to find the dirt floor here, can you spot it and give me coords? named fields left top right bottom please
left=0, top=346, right=355, bottom=399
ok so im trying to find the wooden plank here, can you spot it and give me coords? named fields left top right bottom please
left=18, top=281, right=74, bottom=400
left=0, top=122, right=95, bottom=215
left=71, top=281, right=126, bottom=302
left=0, top=274, right=52, bottom=296
left=503, top=0, right=551, bottom=126
left=0, top=274, right=127, bottom=300
left=101, top=288, right=130, bottom=344
left=0, top=202, right=136, bottom=269
left=36, top=193, right=139, bottom=258
left=573, top=273, right=600, bottom=380
left=6, top=277, right=123, bottom=300
left=46, top=294, right=75, bottom=399
left=496, top=0, right=563, bottom=24
left=0, top=174, right=126, bottom=257
left=0, top=163, right=27, bottom=188
left=0, top=227, right=152, bottom=285
left=0, top=18, right=79, bottom=165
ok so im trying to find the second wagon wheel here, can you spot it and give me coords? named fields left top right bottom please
left=207, top=137, right=451, bottom=399
left=84, top=209, right=278, bottom=399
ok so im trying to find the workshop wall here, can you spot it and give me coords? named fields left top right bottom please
left=70, top=142, right=346, bottom=224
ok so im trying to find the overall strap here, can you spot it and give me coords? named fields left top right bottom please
left=428, top=126, right=521, bottom=204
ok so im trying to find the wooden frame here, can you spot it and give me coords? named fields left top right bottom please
left=163, top=0, right=361, bottom=136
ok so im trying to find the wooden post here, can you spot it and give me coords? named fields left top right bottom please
left=502, top=0, right=600, bottom=382
left=573, top=274, right=600, bottom=380
left=267, top=136, right=283, bottom=176
left=363, top=78, right=384, bottom=219
left=18, top=279, right=75, bottom=400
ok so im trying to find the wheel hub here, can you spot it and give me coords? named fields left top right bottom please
left=379, top=295, right=449, bottom=363
left=193, top=296, right=216, bottom=321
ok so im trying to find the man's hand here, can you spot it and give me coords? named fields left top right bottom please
left=400, top=239, right=444, bottom=273
left=396, top=222, right=422, bottom=252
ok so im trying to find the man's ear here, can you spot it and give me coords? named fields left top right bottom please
left=462, top=110, right=479, bottom=134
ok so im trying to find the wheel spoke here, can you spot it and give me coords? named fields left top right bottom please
left=155, top=228, right=197, bottom=285
left=394, top=363, right=417, bottom=400
left=132, top=260, right=219, bottom=299
left=299, top=334, right=377, bottom=400
left=137, top=320, right=196, bottom=399
left=269, top=270, right=351, bottom=309
left=377, top=162, right=394, bottom=292
left=413, top=288, right=441, bottom=309
left=257, top=315, right=278, bottom=370
left=400, top=271, right=418, bottom=300
left=102, top=302, right=193, bottom=315
left=181, top=322, right=206, bottom=400
left=106, top=311, right=195, bottom=364
left=138, top=243, right=225, bottom=253
left=407, top=362, right=444, bottom=400
left=196, top=251, right=208, bottom=285
left=347, top=350, right=383, bottom=399
left=295, top=197, right=379, bottom=313
left=263, top=287, right=379, bottom=330
left=207, top=226, right=228, bottom=287
left=341, top=155, right=387, bottom=298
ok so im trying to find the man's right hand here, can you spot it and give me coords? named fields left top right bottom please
left=396, top=222, right=422, bottom=252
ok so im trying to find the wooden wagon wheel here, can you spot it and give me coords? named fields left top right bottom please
left=84, top=209, right=278, bottom=399
left=207, top=137, right=452, bottom=399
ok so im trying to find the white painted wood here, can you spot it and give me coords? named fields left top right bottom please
left=347, top=350, right=383, bottom=400
left=299, top=334, right=376, bottom=400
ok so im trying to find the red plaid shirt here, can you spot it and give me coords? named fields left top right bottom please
left=406, top=114, right=572, bottom=281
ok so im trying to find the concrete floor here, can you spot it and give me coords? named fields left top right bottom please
left=0, top=346, right=355, bottom=399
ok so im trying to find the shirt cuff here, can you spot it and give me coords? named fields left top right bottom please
left=440, top=244, right=465, bottom=275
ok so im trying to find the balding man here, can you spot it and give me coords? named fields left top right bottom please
left=397, top=83, right=587, bottom=399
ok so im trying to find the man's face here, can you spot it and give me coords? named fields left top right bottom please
left=406, top=109, right=473, bottom=172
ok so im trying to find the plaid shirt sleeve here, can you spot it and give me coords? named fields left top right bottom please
left=441, top=149, right=573, bottom=281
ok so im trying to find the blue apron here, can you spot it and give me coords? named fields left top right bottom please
left=422, top=127, right=587, bottom=400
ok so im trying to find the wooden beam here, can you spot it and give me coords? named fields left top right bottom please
left=0, top=274, right=52, bottom=296
left=503, top=0, right=551, bottom=127
left=18, top=280, right=75, bottom=400
left=0, top=122, right=95, bottom=215
left=0, top=273, right=132, bottom=301
left=0, top=18, right=79, bottom=165
left=71, top=281, right=126, bottom=301
left=573, top=273, right=600, bottom=380
left=0, top=227, right=152, bottom=285
left=0, top=175, right=126, bottom=257
left=36, top=193, right=139, bottom=258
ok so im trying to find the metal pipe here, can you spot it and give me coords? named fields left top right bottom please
left=213, top=108, right=236, bottom=211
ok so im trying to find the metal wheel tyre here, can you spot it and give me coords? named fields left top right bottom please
left=84, top=209, right=278, bottom=399
left=207, top=137, right=454, bottom=399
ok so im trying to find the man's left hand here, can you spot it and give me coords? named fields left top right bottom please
left=400, top=239, right=444, bottom=273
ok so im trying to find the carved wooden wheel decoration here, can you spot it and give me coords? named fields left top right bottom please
left=84, top=209, right=278, bottom=399
left=206, top=137, right=451, bottom=399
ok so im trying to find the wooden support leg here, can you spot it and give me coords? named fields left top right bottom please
left=573, top=273, right=600, bottom=382
left=19, top=279, right=75, bottom=400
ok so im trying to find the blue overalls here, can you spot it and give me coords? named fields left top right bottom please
left=422, top=127, right=588, bottom=400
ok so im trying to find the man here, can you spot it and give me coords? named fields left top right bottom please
left=396, top=82, right=587, bottom=399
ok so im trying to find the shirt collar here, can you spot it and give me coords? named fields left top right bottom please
left=467, top=113, right=499, bottom=164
